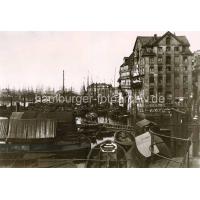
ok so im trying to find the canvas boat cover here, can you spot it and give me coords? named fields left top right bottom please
left=7, top=112, right=57, bottom=139
left=135, top=132, right=159, bottom=157
left=5, top=111, right=75, bottom=140
left=7, top=119, right=56, bottom=139
left=135, top=132, right=171, bottom=158
left=0, top=117, right=9, bottom=139
left=136, top=119, right=156, bottom=128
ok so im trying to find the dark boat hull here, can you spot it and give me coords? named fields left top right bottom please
left=0, top=135, right=91, bottom=167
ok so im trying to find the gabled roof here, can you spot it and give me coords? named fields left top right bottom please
left=120, top=52, right=134, bottom=68
left=138, top=36, right=154, bottom=46
left=177, top=36, right=190, bottom=46
left=153, top=31, right=190, bottom=46
left=133, top=31, right=190, bottom=50
left=182, top=48, right=193, bottom=55
left=133, top=36, right=153, bottom=50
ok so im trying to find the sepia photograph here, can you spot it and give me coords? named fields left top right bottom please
left=1, top=1, right=200, bottom=200
left=0, top=31, right=200, bottom=168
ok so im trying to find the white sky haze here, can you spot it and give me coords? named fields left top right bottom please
left=0, top=31, right=199, bottom=92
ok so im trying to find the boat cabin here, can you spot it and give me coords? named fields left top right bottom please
left=0, top=110, right=77, bottom=143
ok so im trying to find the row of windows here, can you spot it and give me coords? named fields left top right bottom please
left=121, top=65, right=129, bottom=71
left=149, top=75, right=188, bottom=84
left=149, top=88, right=189, bottom=96
left=120, top=72, right=130, bottom=77
left=144, top=46, right=186, bottom=56
left=158, top=46, right=181, bottom=52
left=121, top=80, right=131, bottom=86
left=149, top=56, right=188, bottom=65
left=150, top=65, right=188, bottom=72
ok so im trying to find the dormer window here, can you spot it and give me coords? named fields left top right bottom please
left=166, top=37, right=171, bottom=45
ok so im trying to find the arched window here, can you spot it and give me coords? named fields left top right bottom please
left=166, top=37, right=171, bottom=45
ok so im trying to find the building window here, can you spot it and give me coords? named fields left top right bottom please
left=182, top=46, right=186, bottom=52
left=175, top=56, right=179, bottom=65
left=166, top=56, right=171, bottom=65
left=158, top=75, right=163, bottom=84
left=140, top=58, right=144, bottom=65
left=158, top=87, right=163, bottom=94
left=183, top=88, right=188, bottom=96
left=130, top=58, right=134, bottom=65
left=158, top=47, right=163, bottom=53
left=126, top=80, right=131, bottom=86
left=166, top=47, right=171, bottom=52
left=158, top=57, right=163, bottom=63
left=149, top=88, right=154, bottom=96
left=158, top=65, right=163, bottom=72
left=175, top=76, right=179, bottom=88
left=166, top=37, right=171, bottom=45
left=166, top=66, right=171, bottom=72
left=174, top=65, right=179, bottom=72
left=183, top=76, right=188, bottom=83
left=121, top=65, right=128, bottom=71
left=146, top=47, right=153, bottom=53
left=183, top=56, right=188, bottom=63
left=121, top=80, right=125, bottom=85
left=166, top=75, right=171, bottom=83
left=184, top=66, right=188, bottom=71
left=149, top=75, right=154, bottom=83
left=139, top=67, right=144, bottom=75
left=150, top=66, right=154, bottom=73
left=149, top=57, right=154, bottom=64
left=165, top=92, right=172, bottom=103
left=174, top=47, right=179, bottom=51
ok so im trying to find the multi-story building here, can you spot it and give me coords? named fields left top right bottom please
left=87, top=83, right=113, bottom=97
left=192, top=50, right=200, bottom=117
left=118, top=54, right=134, bottom=111
left=87, top=83, right=113, bottom=107
left=119, top=31, right=193, bottom=112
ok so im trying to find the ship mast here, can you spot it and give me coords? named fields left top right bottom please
left=114, top=67, right=116, bottom=88
left=62, top=70, right=65, bottom=96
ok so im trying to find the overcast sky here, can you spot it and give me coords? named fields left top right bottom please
left=0, top=31, right=199, bottom=92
